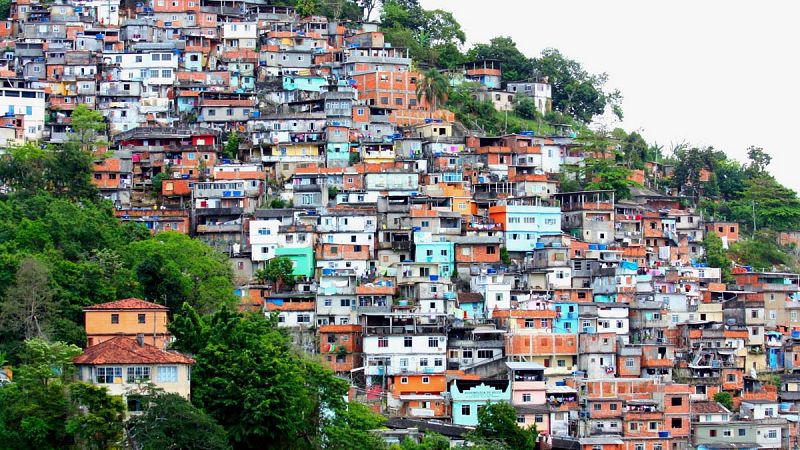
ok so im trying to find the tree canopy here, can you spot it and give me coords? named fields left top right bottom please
left=468, top=402, right=537, bottom=449
left=170, top=305, right=383, bottom=450
left=0, top=338, right=125, bottom=450
left=127, top=389, right=230, bottom=450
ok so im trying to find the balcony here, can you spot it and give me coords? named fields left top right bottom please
left=357, top=305, right=391, bottom=314
left=365, top=325, right=446, bottom=336
left=293, top=183, right=323, bottom=193
left=196, top=224, right=241, bottom=233
left=391, top=241, right=411, bottom=251
left=194, top=207, right=244, bottom=216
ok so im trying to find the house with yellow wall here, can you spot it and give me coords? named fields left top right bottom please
left=83, top=298, right=170, bottom=348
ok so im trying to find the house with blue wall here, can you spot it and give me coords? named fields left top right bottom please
left=553, top=302, right=578, bottom=333
left=414, top=238, right=455, bottom=277
left=489, top=204, right=562, bottom=253
left=450, top=379, right=511, bottom=426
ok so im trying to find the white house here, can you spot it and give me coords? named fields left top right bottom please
left=249, top=219, right=281, bottom=263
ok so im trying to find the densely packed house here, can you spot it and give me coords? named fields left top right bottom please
left=7, top=0, right=800, bottom=448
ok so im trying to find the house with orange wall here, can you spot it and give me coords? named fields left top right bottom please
left=83, top=298, right=170, bottom=348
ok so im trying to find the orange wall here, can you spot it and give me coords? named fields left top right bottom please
left=85, top=309, right=169, bottom=347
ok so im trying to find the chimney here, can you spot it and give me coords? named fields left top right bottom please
left=136, top=333, right=144, bottom=347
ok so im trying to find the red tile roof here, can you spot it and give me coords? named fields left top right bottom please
left=84, top=298, right=168, bottom=311
left=691, top=400, right=729, bottom=414
left=74, top=336, right=194, bottom=365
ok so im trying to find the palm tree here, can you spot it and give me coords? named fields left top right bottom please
left=415, top=68, right=449, bottom=119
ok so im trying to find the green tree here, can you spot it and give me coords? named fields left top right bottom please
left=574, top=158, right=637, bottom=200
left=172, top=306, right=350, bottom=449
left=533, top=48, right=622, bottom=122
left=0, top=338, right=81, bottom=448
left=381, top=1, right=465, bottom=67
left=151, top=172, right=168, bottom=198
left=670, top=146, right=714, bottom=199
left=127, top=389, right=230, bottom=450
left=726, top=176, right=800, bottom=232
left=702, top=232, right=733, bottom=283
left=499, top=247, right=511, bottom=265
left=294, top=0, right=319, bottom=17
left=324, top=401, right=386, bottom=450
left=467, top=37, right=534, bottom=82
left=126, top=232, right=237, bottom=313
left=0, top=0, right=10, bottom=20
left=713, top=391, right=733, bottom=410
left=513, top=96, right=538, bottom=121
left=224, top=131, right=240, bottom=160
left=0, top=256, right=55, bottom=340
left=69, top=104, right=107, bottom=148
left=729, top=231, right=794, bottom=272
left=66, top=383, right=126, bottom=450
left=469, top=402, right=537, bottom=449
left=399, top=433, right=450, bottom=450
left=416, top=69, right=449, bottom=117
left=0, top=143, right=47, bottom=195
left=255, top=256, right=296, bottom=291
left=745, top=145, right=771, bottom=176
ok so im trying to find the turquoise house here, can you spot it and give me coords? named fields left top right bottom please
left=326, top=142, right=351, bottom=166
left=553, top=302, right=578, bottom=333
left=282, top=75, right=327, bottom=92
left=457, top=292, right=485, bottom=321
left=275, top=247, right=315, bottom=279
left=414, top=241, right=455, bottom=276
left=450, top=380, right=511, bottom=426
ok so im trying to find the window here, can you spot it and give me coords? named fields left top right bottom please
left=557, top=359, right=566, bottom=367
left=635, top=445, right=644, bottom=450
left=400, top=377, right=408, bottom=384
left=722, top=429, right=732, bottom=437
left=709, top=429, right=718, bottom=437
left=649, top=421, right=658, bottom=431
left=461, top=405, right=470, bottom=416
left=96, top=367, right=122, bottom=384
left=767, top=429, right=777, bottom=439
left=126, top=366, right=151, bottom=383
left=626, top=358, right=634, bottom=368
left=297, top=314, right=310, bottom=324
left=138, top=314, right=146, bottom=324
left=340, top=299, right=351, bottom=307
left=135, top=55, right=143, bottom=63
left=593, top=404, right=601, bottom=411
left=486, top=246, right=496, bottom=254
left=522, top=393, right=531, bottom=402
left=127, top=395, right=143, bottom=412
left=420, top=358, right=428, bottom=367
left=671, top=418, right=682, bottom=428
left=428, top=337, right=438, bottom=348
left=377, top=337, right=388, bottom=348
left=727, top=374, right=736, bottom=383
left=422, top=376, right=430, bottom=384
left=738, top=428, right=746, bottom=436
left=434, top=358, right=442, bottom=367
left=111, top=314, right=119, bottom=324
left=404, top=336, right=412, bottom=347
left=629, top=422, right=638, bottom=431
left=157, top=366, right=178, bottom=382
left=765, top=407, right=774, bottom=417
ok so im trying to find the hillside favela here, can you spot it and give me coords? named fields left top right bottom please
left=0, top=1, right=798, bottom=449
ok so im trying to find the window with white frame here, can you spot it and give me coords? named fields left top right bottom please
left=157, top=366, right=178, bottom=382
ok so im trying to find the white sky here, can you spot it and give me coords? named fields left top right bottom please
left=420, top=0, right=800, bottom=191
